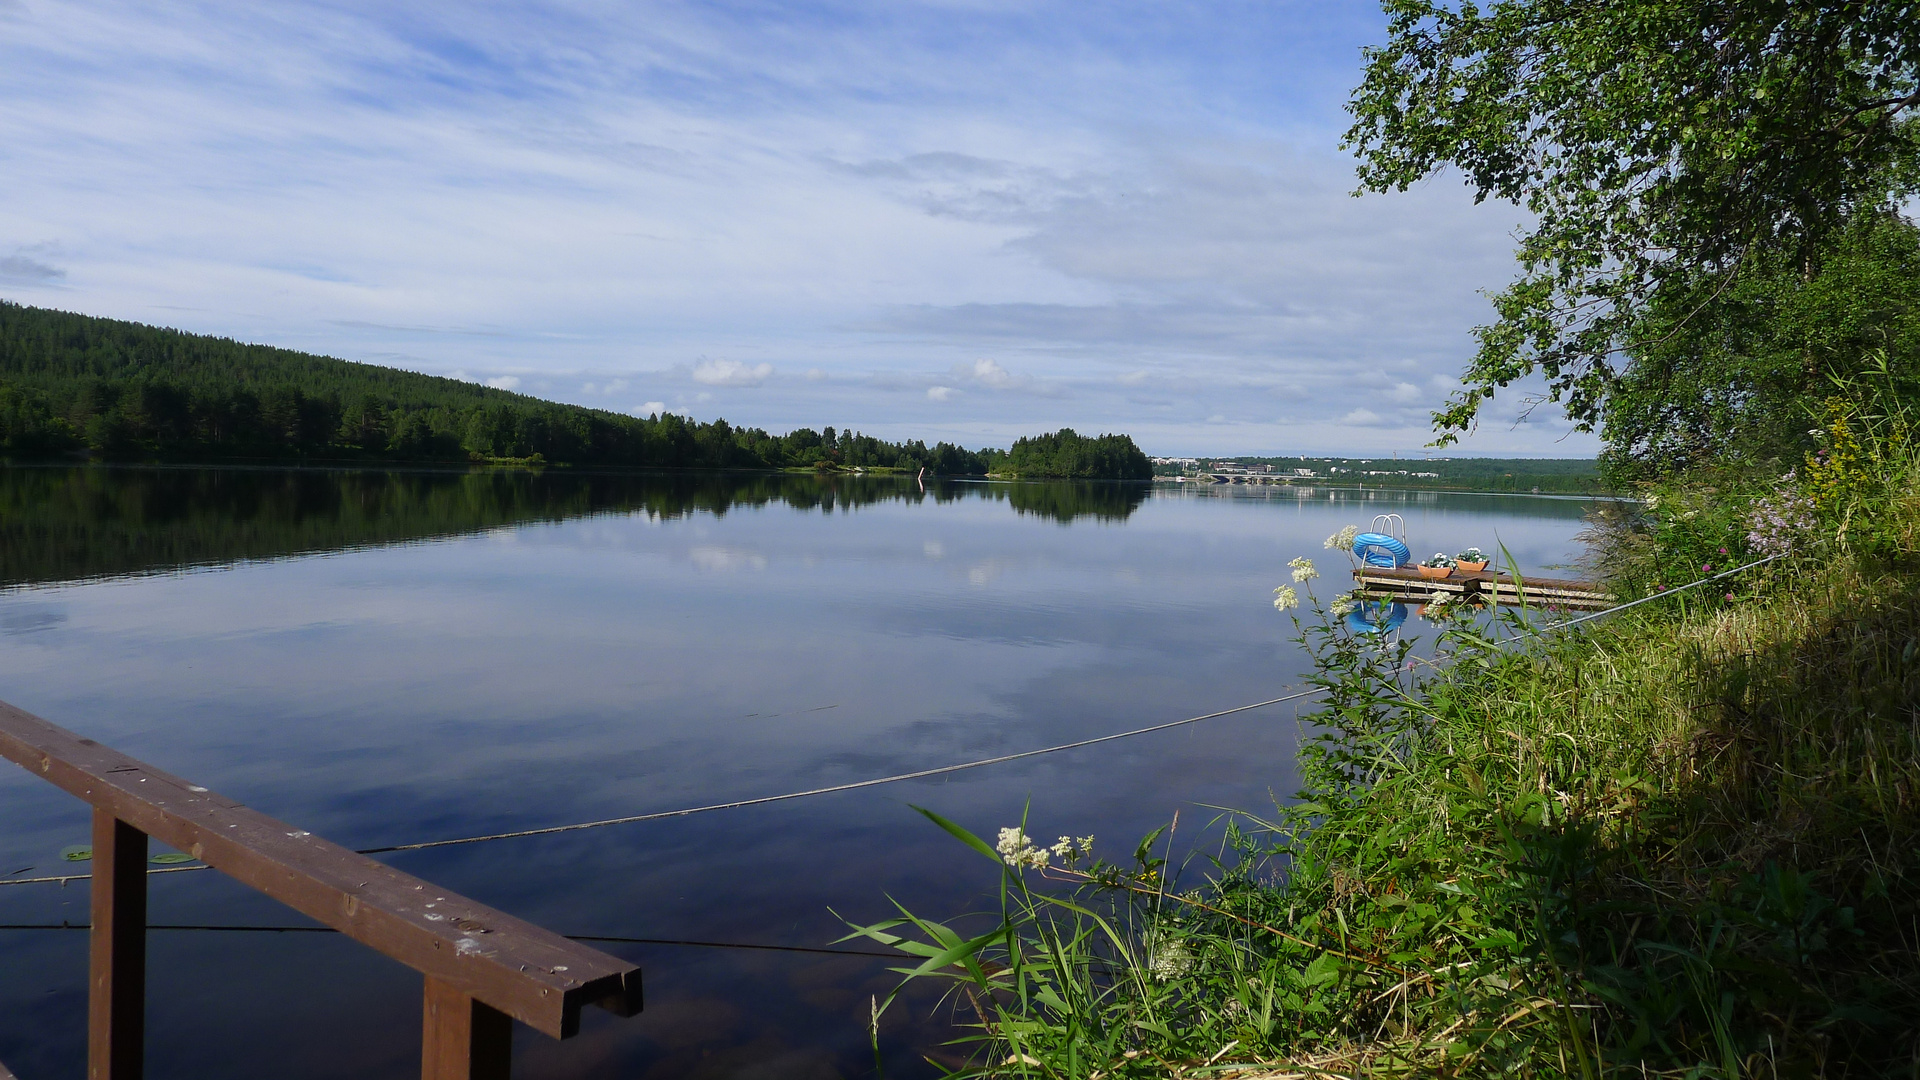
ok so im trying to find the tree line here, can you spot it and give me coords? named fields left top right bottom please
left=0, top=302, right=1149, bottom=479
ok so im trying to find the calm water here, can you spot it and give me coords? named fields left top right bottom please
left=0, top=467, right=1596, bottom=1079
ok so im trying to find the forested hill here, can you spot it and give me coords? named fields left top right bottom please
left=0, top=302, right=1147, bottom=477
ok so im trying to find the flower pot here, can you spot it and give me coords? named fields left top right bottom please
left=1417, top=565, right=1452, bottom=580
left=1456, top=560, right=1489, bottom=573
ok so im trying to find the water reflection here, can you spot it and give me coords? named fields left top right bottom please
left=0, top=467, right=1152, bottom=589
left=0, top=465, right=1593, bottom=1079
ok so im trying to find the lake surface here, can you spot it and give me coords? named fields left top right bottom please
left=0, top=466, right=1597, bottom=1079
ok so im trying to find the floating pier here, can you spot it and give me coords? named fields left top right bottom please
left=1353, top=566, right=1613, bottom=610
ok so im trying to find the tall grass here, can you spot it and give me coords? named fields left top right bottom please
left=850, top=373, right=1920, bottom=1077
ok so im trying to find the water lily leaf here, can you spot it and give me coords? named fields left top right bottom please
left=150, top=853, right=196, bottom=865
left=59, top=845, right=92, bottom=862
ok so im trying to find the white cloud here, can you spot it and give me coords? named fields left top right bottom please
left=927, top=385, right=958, bottom=401
left=0, top=0, right=1601, bottom=457
left=638, top=401, right=666, bottom=416
left=485, top=375, right=521, bottom=391
left=1388, top=381, right=1422, bottom=404
left=969, top=358, right=1020, bottom=389
left=1340, top=408, right=1387, bottom=426
left=691, top=358, right=774, bottom=387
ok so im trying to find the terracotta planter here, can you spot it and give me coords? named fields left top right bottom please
left=1456, top=560, right=1489, bottom=573
left=1417, top=565, right=1453, bottom=580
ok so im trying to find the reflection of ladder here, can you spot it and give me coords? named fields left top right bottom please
left=1370, top=514, right=1406, bottom=541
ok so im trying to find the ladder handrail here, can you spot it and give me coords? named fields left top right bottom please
left=1369, top=513, right=1406, bottom=540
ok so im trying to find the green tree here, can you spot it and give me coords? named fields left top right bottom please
left=1346, top=0, right=1920, bottom=442
left=1601, top=209, right=1920, bottom=480
left=1004, top=429, right=1152, bottom=479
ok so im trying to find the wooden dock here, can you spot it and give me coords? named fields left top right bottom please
left=1353, top=566, right=1612, bottom=610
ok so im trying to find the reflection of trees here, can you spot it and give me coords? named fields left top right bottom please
left=0, top=468, right=1148, bottom=588
left=1000, top=481, right=1149, bottom=524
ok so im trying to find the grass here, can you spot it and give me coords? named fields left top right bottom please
left=850, top=392, right=1920, bottom=1078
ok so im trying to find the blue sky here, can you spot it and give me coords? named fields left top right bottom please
left=0, top=0, right=1598, bottom=457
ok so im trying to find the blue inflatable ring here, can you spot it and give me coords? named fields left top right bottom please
left=1346, top=600, right=1409, bottom=635
left=1350, top=532, right=1411, bottom=569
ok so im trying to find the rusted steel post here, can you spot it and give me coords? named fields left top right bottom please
left=423, top=976, right=512, bottom=1080
left=89, top=810, right=147, bottom=1080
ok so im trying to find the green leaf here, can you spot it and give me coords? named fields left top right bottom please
left=910, top=804, right=1002, bottom=864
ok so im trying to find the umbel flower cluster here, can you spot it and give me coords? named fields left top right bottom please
left=1275, top=556, right=1321, bottom=610
left=996, top=828, right=1093, bottom=871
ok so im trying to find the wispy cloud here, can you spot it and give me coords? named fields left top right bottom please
left=691, top=357, right=774, bottom=387
left=0, top=245, right=66, bottom=286
left=0, top=0, right=1595, bottom=456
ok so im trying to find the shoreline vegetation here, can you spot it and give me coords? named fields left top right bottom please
left=0, top=302, right=1152, bottom=480
left=847, top=0, right=1920, bottom=1071
left=851, top=381, right=1920, bottom=1078
left=1156, top=457, right=1607, bottom=496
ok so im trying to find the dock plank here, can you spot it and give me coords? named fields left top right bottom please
left=1351, top=567, right=1612, bottom=609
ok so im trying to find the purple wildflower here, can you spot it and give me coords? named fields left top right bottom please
left=1746, top=484, right=1817, bottom=558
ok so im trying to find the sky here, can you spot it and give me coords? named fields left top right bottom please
left=0, top=0, right=1600, bottom=457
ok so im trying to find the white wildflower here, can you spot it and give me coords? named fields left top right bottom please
left=1288, top=556, right=1319, bottom=582
left=1272, top=585, right=1298, bottom=611
left=996, top=827, right=1049, bottom=870
left=1144, top=931, right=1193, bottom=980
left=1049, top=835, right=1095, bottom=863
left=1330, top=593, right=1358, bottom=616
left=1324, top=524, right=1359, bottom=551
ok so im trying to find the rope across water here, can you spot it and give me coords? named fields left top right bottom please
left=0, top=552, right=1782, bottom=887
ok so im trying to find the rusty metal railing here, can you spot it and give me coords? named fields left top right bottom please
left=0, top=699, right=641, bottom=1080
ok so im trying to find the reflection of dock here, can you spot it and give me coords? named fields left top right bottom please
left=1353, top=567, right=1612, bottom=610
